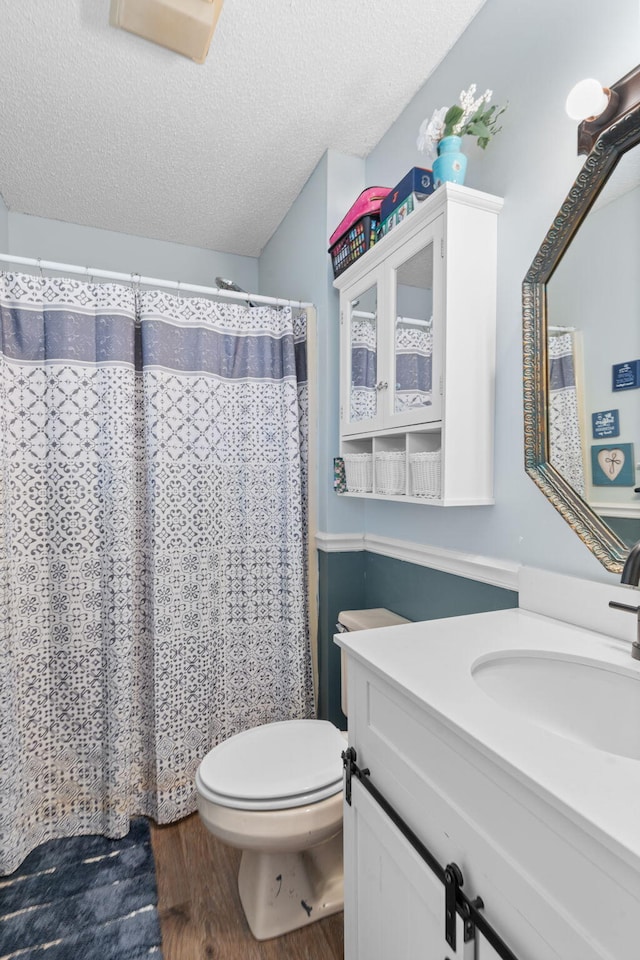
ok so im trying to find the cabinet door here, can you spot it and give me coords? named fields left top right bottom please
left=341, top=276, right=383, bottom=435
left=344, top=779, right=473, bottom=960
left=385, top=215, right=444, bottom=427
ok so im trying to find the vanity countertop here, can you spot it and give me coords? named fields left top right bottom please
left=336, top=607, right=640, bottom=871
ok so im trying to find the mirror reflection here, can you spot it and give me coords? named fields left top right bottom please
left=349, top=284, right=378, bottom=423
left=394, top=243, right=434, bottom=414
left=547, top=150, right=640, bottom=548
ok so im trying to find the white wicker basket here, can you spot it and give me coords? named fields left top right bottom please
left=409, top=450, right=442, bottom=498
left=375, top=451, right=406, bottom=495
left=343, top=453, right=373, bottom=493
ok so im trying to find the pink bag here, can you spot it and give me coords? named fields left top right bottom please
left=329, top=186, right=391, bottom=248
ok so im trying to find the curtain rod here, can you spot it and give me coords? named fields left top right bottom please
left=0, top=253, right=313, bottom=309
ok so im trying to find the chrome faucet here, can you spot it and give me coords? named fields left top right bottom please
left=608, top=539, right=640, bottom=660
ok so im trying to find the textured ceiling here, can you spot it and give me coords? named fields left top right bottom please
left=0, top=0, right=486, bottom=257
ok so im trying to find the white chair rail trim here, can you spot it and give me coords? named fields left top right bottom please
left=315, top=532, right=520, bottom=592
left=589, top=502, right=640, bottom=519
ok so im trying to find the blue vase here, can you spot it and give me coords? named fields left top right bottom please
left=432, top=135, right=467, bottom=187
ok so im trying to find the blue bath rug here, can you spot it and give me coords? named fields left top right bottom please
left=0, top=818, right=163, bottom=960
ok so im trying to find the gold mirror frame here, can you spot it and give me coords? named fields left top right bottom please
left=523, top=73, right=640, bottom=574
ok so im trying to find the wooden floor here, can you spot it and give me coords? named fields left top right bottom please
left=150, top=815, right=344, bottom=960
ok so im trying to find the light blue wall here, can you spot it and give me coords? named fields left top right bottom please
left=346, top=0, right=639, bottom=583
left=8, top=212, right=258, bottom=291
left=259, top=150, right=366, bottom=533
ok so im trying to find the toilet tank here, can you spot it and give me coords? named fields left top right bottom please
left=337, top=608, right=410, bottom=716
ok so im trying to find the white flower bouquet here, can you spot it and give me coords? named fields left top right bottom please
left=417, top=85, right=507, bottom=164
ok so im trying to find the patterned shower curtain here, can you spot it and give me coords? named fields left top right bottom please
left=394, top=319, right=433, bottom=413
left=0, top=272, right=313, bottom=874
left=350, top=314, right=377, bottom=422
left=548, top=331, right=585, bottom=497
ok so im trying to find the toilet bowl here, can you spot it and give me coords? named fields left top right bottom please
left=195, top=607, right=410, bottom=941
left=195, top=719, right=345, bottom=940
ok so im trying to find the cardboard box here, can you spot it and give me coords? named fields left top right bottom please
left=380, top=167, right=434, bottom=223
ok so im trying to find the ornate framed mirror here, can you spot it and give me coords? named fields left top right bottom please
left=523, top=64, right=640, bottom=573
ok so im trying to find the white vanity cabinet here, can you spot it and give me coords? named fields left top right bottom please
left=338, top=611, right=640, bottom=960
left=344, top=780, right=473, bottom=958
left=335, top=183, right=503, bottom=505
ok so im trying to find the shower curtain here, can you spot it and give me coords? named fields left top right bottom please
left=0, top=272, right=313, bottom=874
left=350, top=314, right=377, bottom=422
left=394, top=319, right=433, bottom=413
left=548, top=330, right=585, bottom=497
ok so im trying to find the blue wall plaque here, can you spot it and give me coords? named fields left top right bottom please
left=592, top=409, right=620, bottom=439
left=612, top=359, right=640, bottom=391
left=591, top=443, right=635, bottom=486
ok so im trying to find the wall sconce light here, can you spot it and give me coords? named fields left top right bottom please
left=565, top=79, right=612, bottom=121
left=568, top=64, right=640, bottom=155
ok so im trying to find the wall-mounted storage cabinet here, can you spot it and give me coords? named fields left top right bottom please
left=334, top=182, right=503, bottom=506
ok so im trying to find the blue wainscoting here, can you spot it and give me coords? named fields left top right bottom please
left=317, top=549, right=518, bottom=728
left=602, top=515, right=640, bottom=549
left=317, top=550, right=365, bottom=727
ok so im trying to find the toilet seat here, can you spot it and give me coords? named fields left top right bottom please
left=195, top=771, right=342, bottom=810
left=196, top=719, right=345, bottom=811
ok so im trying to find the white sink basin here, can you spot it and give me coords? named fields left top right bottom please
left=472, top=651, right=640, bottom=760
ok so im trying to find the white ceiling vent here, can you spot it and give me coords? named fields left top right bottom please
left=109, top=0, right=225, bottom=64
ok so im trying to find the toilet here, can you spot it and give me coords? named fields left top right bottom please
left=195, top=607, right=409, bottom=940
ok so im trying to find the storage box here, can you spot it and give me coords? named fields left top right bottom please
left=375, top=451, right=406, bottom=495
left=379, top=167, right=435, bottom=224
left=380, top=192, right=420, bottom=237
left=409, top=450, right=442, bottom=498
left=329, top=215, right=380, bottom=278
left=328, top=186, right=391, bottom=278
left=343, top=453, right=373, bottom=493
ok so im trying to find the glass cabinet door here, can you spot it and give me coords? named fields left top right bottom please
left=343, top=282, right=380, bottom=432
left=389, top=220, right=443, bottom=425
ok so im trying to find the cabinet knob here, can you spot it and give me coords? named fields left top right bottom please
left=376, top=380, right=389, bottom=391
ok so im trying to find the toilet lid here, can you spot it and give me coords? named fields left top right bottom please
left=197, top=720, right=345, bottom=805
